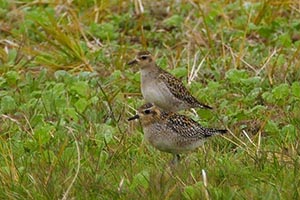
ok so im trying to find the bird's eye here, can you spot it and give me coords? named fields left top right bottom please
left=140, top=55, right=148, bottom=60
left=144, top=109, right=151, bottom=114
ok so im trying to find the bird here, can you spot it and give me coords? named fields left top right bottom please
left=128, top=103, right=227, bottom=164
left=127, top=51, right=212, bottom=112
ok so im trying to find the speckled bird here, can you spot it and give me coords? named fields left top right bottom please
left=128, top=103, right=227, bottom=163
left=127, top=51, right=212, bottom=112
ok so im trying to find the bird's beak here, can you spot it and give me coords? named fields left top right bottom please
left=128, top=114, right=140, bottom=121
left=127, top=59, right=138, bottom=65
left=128, top=115, right=140, bottom=121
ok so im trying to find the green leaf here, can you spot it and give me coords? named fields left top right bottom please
left=0, top=77, right=6, bottom=87
left=258, top=26, right=274, bottom=38
left=7, top=48, right=17, bottom=64
left=70, top=81, right=89, bottom=97
left=262, top=91, right=274, bottom=104
left=65, top=107, right=78, bottom=121
left=130, top=170, right=149, bottom=190
left=275, top=54, right=286, bottom=67
left=183, top=182, right=203, bottom=199
left=271, top=83, right=290, bottom=100
left=34, top=123, right=55, bottom=145
left=90, top=96, right=99, bottom=105
left=171, top=67, right=187, bottom=78
left=183, top=185, right=197, bottom=199
left=95, top=124, right=116, bottom=146
left=99, top=151, right=109, bottom=169
left=0, top=95, right=16, bottom=113
left=225, top=69, right=249, bottom=84
left=163, top=15, right=183, bottom=27
left=246, top=87, right=262, bottom=101
left=30, top=114, right=44, bottom=127
left=291, top=82, right=300, bottom=98
left=5, top=71, right=20, bottom=85
left=281, top=124, right=296, bottom=142
left=230, top=110, right=247, bottom=121
left=265, top=120, right=279, bottom=134
left=240, top=76, right=261, bottom=86
left=110, top=70, right=122, bottom=81
left=52, top=82, right=65, bottom=96
left=54, top=70, right=70, bottom=81
left=277, top=33, right=292, bottom=47
left=248, top=105, right=266, bottom=115
left=74, top=98, right=88, bottom=113
left=90, top=22, right=119, bottom=40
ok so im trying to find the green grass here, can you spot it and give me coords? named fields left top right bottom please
left=0, top=0, right=300, bottom=199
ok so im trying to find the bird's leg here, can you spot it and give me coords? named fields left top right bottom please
left=171, top=154, right=180, bottom=165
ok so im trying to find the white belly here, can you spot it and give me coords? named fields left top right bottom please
left=142, top=81, right=168, bottom=103
left=141, top=80, right=182, bottom=111
left=143, top=125, right=206, bottom=154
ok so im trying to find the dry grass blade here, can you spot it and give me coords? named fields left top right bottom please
left=134, top=0, right=144, bottom=15
left=202, top=169, right=210, bottom=200
left=187, top=51, right=209, bottom=85
left=257, top=48, right=277, bottom=76
left=224, top=43, right=256, bottom=71
left=62, top=127, right=81, bottom=200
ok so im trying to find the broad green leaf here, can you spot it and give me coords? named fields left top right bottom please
left=246, top=87, right=262, bottom=101
left=0, top=95, right=16, bottom=113
left=95, top=124, right=116, bottom=146
left=34, top=123, right=55, bottom=145
left=171, top=67, right=187, bottom=78
left=65, top=107, right=78, bottom=121
left=277, top=33, right=292, bottom=47
left=271, top=83, right=290, bottom=100
left=90, top=96, right=99, bottom=105
left=183, top=185, right=197, bottom=199
left=291, top=82, right=300, bottom=98
left=240, top=76, right=261, bottom=86
left=30, top=114, right=44, bottom=127
left=0, top=77, right=6, bottom=87
left=163, top=14, right=183, bottom=27
left=262, top=91, right=274, bottom=104
left=281, top=124, right=296, bottom=142
left=74, top=98, right=88, bottom=113
left=130, top=170, right=149, bottom=190
left=70, top=81, right=89, bottom=97
left=5, top=71, right=20, bottom=85
left=225, top=69, right=249, bottom=84
left=183, top=182, right=203, bottom=199
left=265, top=120, right=279, bottom=133
left=90, top=22, right=119, bottom=40
left=99, top=151, right=109, bottom=169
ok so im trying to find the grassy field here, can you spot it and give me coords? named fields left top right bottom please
left=1, top=0, right=300, bottom=199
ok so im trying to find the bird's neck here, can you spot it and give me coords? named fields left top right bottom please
left=140, top=64, right=160, bottom=80
left=140, top=116, right=158, bottom=127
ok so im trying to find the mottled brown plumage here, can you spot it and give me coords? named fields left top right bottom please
left=128, top=103, right=227, bottom=163
left=127, top=51, right=212, bottom=112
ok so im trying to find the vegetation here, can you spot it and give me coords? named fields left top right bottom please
left=0, top=0, right=299, bottom=199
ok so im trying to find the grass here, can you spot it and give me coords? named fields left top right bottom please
left=0, top=0, right=300, bottom=199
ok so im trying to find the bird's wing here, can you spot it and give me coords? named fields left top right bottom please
left=166, top=114, right=207, bottom=138
left=158, top=70, right=197, bottom=104
left=166, top=114, right=226, bottom=138
left=158, top=69, right=212, bottom=109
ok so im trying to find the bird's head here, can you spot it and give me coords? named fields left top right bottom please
left=128, top=103, right=163, bottom=126
left=127, top=51, right=154, bottom=69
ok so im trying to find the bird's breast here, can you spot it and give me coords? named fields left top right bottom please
left=140, top=69, right=186, bottom=111
left=142, top=80, right=167, bottom=102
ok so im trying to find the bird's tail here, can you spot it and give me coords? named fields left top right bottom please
left=204, top=128, right=227, bottom=138
left=199, top=103, right=213, bottom=110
